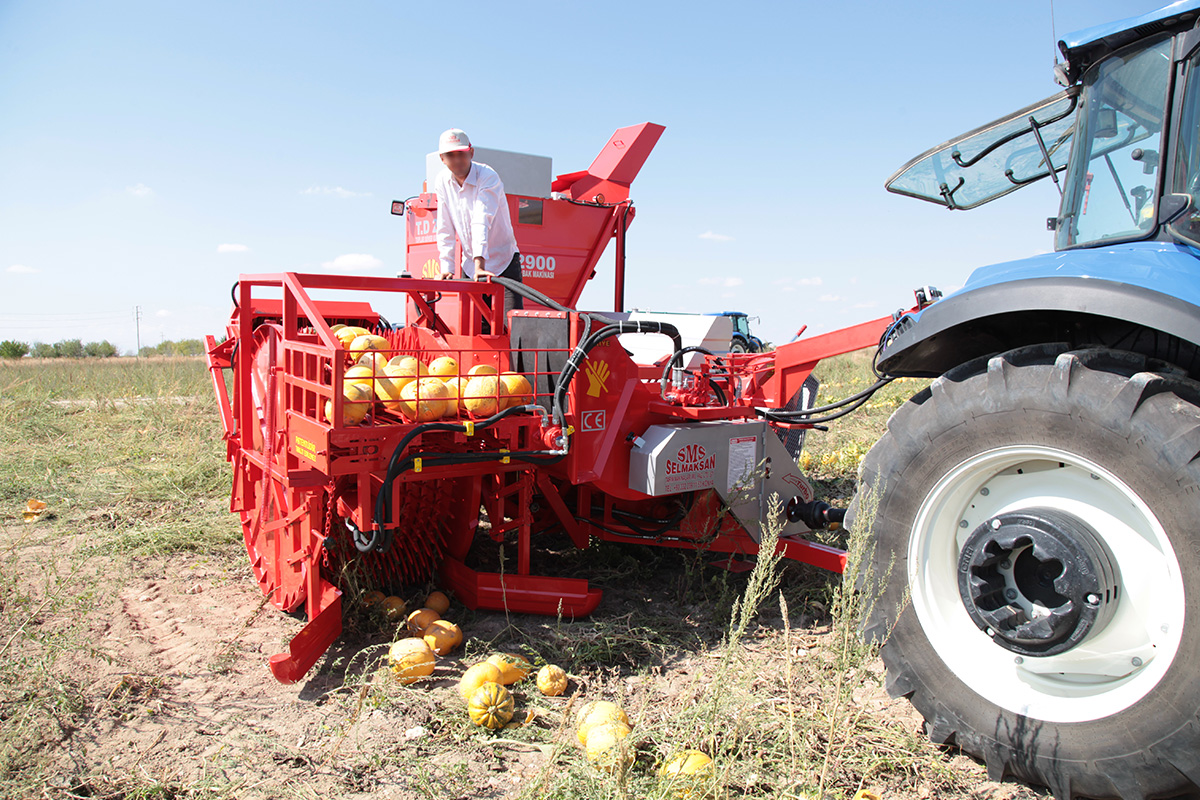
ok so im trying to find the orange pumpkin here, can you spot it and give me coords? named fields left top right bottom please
left=387, top=638, right=435, bottom=685
left=422, top=619, right=463, bottom=655
left=536, top=664, right=568, bottom=696
left=486, top=652, right=532, bottom=685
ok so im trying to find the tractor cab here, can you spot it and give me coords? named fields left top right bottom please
left=886, top=0, right=1200, bottom=251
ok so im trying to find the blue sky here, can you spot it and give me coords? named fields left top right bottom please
left=0, top=1, right=1175, bottom=352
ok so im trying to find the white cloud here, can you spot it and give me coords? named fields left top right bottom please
left=126, top=183, right=154, bottom=198
left=698, top=276, right=743, bottom=288
left=773, top=276, right=823, bottom=287
left=698, top=230, right=733, bottom=242
left=217, top=243, right=249, bottom=254
left=851, top=301, right=878, bottom=310
left=156, top=309, right=171, bottom=318
left=819, top=293, right=841, bottom=303
left=322, top=253, right=382, bottom=271
left=7, top=264, right=37, bottom=274
left=303, top=185, right=372, bottom=199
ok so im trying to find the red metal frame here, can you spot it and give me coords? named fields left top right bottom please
left=204, top=123, right=914, bottom=684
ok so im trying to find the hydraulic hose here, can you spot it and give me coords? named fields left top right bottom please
left=658, top=346, right=727, bottom=405
left=366, top=403, right=555, bottom=553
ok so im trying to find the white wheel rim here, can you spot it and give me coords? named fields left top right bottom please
left=909, top=445, right=1186, bottom=723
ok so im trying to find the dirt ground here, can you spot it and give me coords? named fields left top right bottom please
left=1, top=519, right=1047, bottom=800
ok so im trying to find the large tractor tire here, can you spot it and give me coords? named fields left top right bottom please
left=849, top=344, right=1200, bottom=800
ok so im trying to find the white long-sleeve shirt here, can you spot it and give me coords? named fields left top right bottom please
left=433, top=161, right=518, bottom=278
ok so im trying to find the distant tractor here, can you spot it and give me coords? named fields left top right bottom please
left=714, top=312, right=763, bottom=353
left=852, top=3, right=1200, bottom=797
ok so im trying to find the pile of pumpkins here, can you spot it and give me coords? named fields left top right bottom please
left=324, top=325, right=532, bottom=427
left=375, top=587, right=713, bottom=783
left=369, top=589, right=464, bottom=683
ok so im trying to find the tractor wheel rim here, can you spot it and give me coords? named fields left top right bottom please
left=909, top=445, right=1185, bottom=723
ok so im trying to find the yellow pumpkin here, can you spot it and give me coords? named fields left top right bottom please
left=406, top=607, right=440, bottom=634
left=422, top=619, right=463, bottom=656
left=387, top=638, right=435, bottom=685
left=428, top=356, right=459, bottom=377
left=458, top=662, right=504, bottom=701
left=324, top=381, right=372, bottom=426
left=424, top=590, right=451, bottom=615
left=467, top=681, right=515, bottom=730
left=576, top=700, right=630, bottom=745
left=380, top=596, right=407, bottom=622
left=659, top=749, right=713, bottom=777
left=361, top=589, right=386, bottom=609
left=585, top=720, right=633, bottom=769
left=536, top=664, right=568, bottom=696
left=486, top=652, right=532, bottom=685
left=499, top=372, right=533, bottom=410
left=348, top=334, right=389, bottom=361
left=462, top=375, right=500, bottom=417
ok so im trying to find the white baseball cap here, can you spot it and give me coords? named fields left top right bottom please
left=438, top=128, right=472, bottom=154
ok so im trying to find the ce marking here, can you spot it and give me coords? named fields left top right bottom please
left=582, top=410, right=606, bottom=431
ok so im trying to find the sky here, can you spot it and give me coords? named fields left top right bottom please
left=0, top=0, right=1180, bottom=353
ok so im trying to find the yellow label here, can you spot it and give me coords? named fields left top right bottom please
left=465, top=421, right=475, bottom=436
left=421, top=258, right=440, bottom=278
left=294, top=435, right=317, bottom=463
left=585, top=360, right=610, bottom=397
left=500, top=448, right=510, bottom=465
left=414, top=457, right=423, bottom=473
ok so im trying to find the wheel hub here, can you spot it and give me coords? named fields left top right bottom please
left=957, top=507, right=1120, bottom=656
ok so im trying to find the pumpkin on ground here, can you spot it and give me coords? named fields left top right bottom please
left=458, top=662, right=504, bottom=701
left=421, top=619, right=463, bottom=655
left=486, top=652, right=532, bottom=685
left=406, top=607, right=440, bottom=634
left=387, top=638, right=436, bottom=685
left=659, top=750, right=713, bottom=777
left=536, top=664, right=568, bottom=696
left=467, top=681, right=515, bottom=730
left=576, top=700, right=631, bottom=745
left=585, top=720, right=633, bottom=769
left=423, top=590, right=451, bottom=615
left=361, top=590, right=386, bottom=609
left=380, top=596, right=407, bottom=622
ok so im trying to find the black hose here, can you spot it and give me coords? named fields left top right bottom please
left=367, top=404, right=544, bottom=553
left=658, top=346, right=729, bottom=404
left=760, top=377, right=892, bottom=419
left=550, top=320, right=682, bottom=428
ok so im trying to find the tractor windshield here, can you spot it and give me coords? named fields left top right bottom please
left=1055, top=35, right=1173, bottom=249
left=885, top=92, right=1077, bottom=210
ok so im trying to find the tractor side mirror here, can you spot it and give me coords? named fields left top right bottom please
left=391, top=200, right=405, bottom=216
left=1095, top=108, right=1118, bottom=139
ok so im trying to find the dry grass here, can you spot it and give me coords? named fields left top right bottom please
left=0, top=352, right=997, bottom=800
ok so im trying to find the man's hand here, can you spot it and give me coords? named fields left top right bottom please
left=434, top=272, right=452, bottom=280
left=474, top=270, right=495, bottom=280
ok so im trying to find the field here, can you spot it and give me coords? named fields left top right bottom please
left=0, top=354, right=1046, bottom=800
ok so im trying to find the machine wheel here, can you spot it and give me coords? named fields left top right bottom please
left=850, top=345, right=1200, bottom=800
left=729, top=340, right=748, bottom=354
left=234, top=323, right=309, bottom=612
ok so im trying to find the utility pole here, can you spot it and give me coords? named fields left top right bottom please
left=134, top=306, right=142, bottom=357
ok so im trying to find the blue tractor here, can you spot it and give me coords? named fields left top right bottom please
left=718, top=311, right=764, bottom=353
left=852, top=3, right=1200, bottom=797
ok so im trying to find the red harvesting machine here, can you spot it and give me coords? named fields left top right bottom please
left=205, top=123, right=906, bottom=683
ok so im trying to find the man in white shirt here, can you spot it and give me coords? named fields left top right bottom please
left=432, top=128, right=524, bottom=325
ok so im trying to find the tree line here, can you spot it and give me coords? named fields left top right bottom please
left=0, top=338, right=207, bottom=359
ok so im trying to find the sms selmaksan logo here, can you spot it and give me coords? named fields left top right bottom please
left=665, top=443, right=715, bottom=476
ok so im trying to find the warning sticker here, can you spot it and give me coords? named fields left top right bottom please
left=294, top=435, right=318, bottom=463
left=727, top=435, right=758, bottom=492
left=664, top=443, right=717, bottom=493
